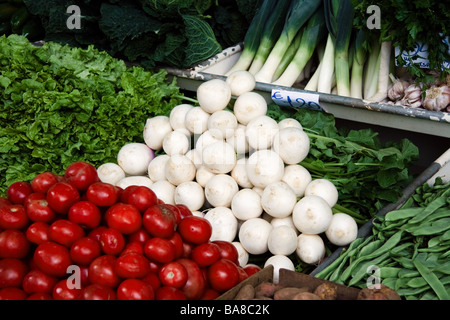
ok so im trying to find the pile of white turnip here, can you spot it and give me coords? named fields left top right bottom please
left=96, top=71, right=358, bottom=282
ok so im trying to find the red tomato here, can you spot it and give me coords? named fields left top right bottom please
left=31, top=172, right=60, bottom=194
left=99, top=228, right=125, bottom=255
left=86, top=182, right=119, bottom=207
left=237, top=266, right=249, bottom=282
left=114, top=252, right=150, bottom=279
left=48, top=219, right=85, bottom=247
left=52, top=279, right=81, bottom=300
left=46, top=182, right=80, bottom=215
left=175, top=204, right=193, bottom=220
left=70, top=236, right=102, bottom=266
left=0, top=287, right=28, bottom=300
left=123, top=186, right=157, bottom=212
left=127, top=228, right=151, bottom=245
left=6, top=181, right=33, bottom=205
left=88, top=255, right=120, bottom=288
left=26, top=222, right=50, bottom=245
left=116, top=279, right=154, bottom=300
left=25, top=199, right=56, bottom=223
left=0, top=258, right=28, bottom=288
left=168, top=232, right=184, bottom=259
left=158, top=261, right=188, bottom=288
left=142, top=204, right=177, bottom=238
left=177, top=258, right=206, bottom=300
left=181, top=241, right=195, bottom=259
left=141, top=272, right=161, bottom=291
left=26, top=292, right=53, bottom=300
left=119, top=185, right=138, bottom=203
left=200, top=288, right=220, bottom=300
left=22, top=269, right=58, bottom=295
left=23, top=192, right=45, bottom=208
left=212, top=240, right=240, bottom=266
left=243, top=264, right=261, bottom=277
left=80, top=284, right=116, bottom=300
left=121, top=241, right=144, bottom=256
left=64, top=161, right=99, bottom=191
left=207, top=259, right=240, bottom=293
left=0, top=229, right=30, bottom=259
left=143, top=237, right=176, bottom=264
left=155, top=286, right=187, bottom=300
left=178, top=216, right=212, bottom=245
left=87, top=226, right=108, bottom=243
left=0, top=197, right=12, bottom=208
left=191, top=242, right=221, bottom=267
left=33, top=241, right=72, bottom=277
left=104, top=203, right=142, bottom=235
left=0, top=204, right=29, bottom=230
left=68, top=200, right=102, bottom=229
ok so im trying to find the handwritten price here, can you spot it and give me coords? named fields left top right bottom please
left=271, top=89, right=325, bottom=112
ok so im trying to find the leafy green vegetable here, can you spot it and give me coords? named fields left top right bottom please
left=0, top=34, right=184, bottom=196
left=23, top=0, right=260, bottom=69
left=352, top=0, right=450, bottom=83
left=266, top=104, right=419, bottom=222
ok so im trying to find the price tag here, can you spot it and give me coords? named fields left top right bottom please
left=271, top=89, right=325, bottom=112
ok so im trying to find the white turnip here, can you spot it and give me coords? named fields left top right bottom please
left=272, top=127, right=310, bottom=164
left=169, top=104, right=194, bottom=131
left=261, top=181, right=297, bottom=218
left=233, top=91, right=267, bottom=125
left=231, top=188, right=262, bottom=221
left=117, top=143, right=155, bottom=176
left=278, top=117, right=302, bottom=131
left=239, top=218, right=273, bottom=255
left=245, top=115, right=279, bottom=150
left=296, top=234, right=325, bottom=265
left=150, top=180, right=176, bottom=205
left=174, top=181, right=205, bottom=212
left=304, top=178, right=339, bottom=208
left=116, top=176, right=153, bottom=189
left=281, top=164, right=312, bottom=198
left=325, top=213, right=358, bottom=246
left=267, top=225, right=297, bottom=256
left=264, top=255, right=295, bottom=284
left=164, top=154, right=196, bottom=186
left=162, top=129, right=190, bottom=156
left=207, top=110, right=238, bottom=139
left=195, top=165, right=215, bottom=187
left=184, top=106, right=210, bottom=135
left=143, top=116, right=172, bottom=150
left=197, top=79, right=231, bottom=114
left=201, top=141, right=237, bottom=174
left=226, top=70, right=256, bottom=97
left=292, top=195, right=333, bottom=235
left=232, top=241, right=249, bottom=267
left=204, top=174, right=239, bottom=208
left=246, top=149, right=284, bottom=189
left=226, top=124, right=249, bottom=155
left=97, top=163, right=125, bottom=185
left=230, top=157, right=253, bottom=189
left=147, top=154, right=170, bottom=182
left=204, top=207, right=238, bottom=242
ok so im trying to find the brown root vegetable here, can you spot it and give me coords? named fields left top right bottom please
left=357, top=284, right=401, bottom=300
left=235, top=284, right=255, bottom=300
left=292, top=292, right=321, bottom=300
left=313, top=282, right=338, bottom=300
left=273, top=287, right=310, bottom=300
left=254, top=282, right=284, bottom=298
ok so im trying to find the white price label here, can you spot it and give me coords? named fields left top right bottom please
left=271, top=89, right=325, bottom=112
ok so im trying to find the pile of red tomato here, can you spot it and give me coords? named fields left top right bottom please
left=0, top=161, right=261, bottom=300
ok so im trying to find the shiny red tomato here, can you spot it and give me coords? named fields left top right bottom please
left=68, top=200, right=102, bottom=229
left=31, top=172, right=61, bottom=194
left=158, top=261, right=188, bottom=288
left=46, top=182, right=80, bottom=215
left=200, top=288, right=220, bottom=300
left=26, top=222, right=50, bottom=245
left=178, top=216, right=212, bottom=245
left=168, top=232, right=184, bottom=259
left=175, top=204, right=193, bottom=220
left=70, top=236, right=102, bottom=266
left=117, top=279, right=154, bottom=300
left=191, top=242, right=221, bottom=267
left=87, top=226, right=108, bottom=243
left=0, top=204, right=29, bottom=230
left=141, top=272, right=161, bottom=291
left=64, top=161, right=99, bottom=191
left=144, top=237, right=176, bottom=264
left=86, top=182, right=120, bottom=207
left=33, top=241, right=72, bottom=277
left=23, top=192, right=45, bottom=208
left=0, top=229, right=30, bottom=259
left=243, top=264, right=261, bottom=277
left=6, top=181, right=33, bottom=205
left=177, top=258, right=206, bottom=300
left=52, top=279, right=81, bottom=300
left=155, top=286, right=187, bottom=300
left=88, top=255, right=120, bottom=288
left=121, top=241, right=144, bottom=256
left=127, top=228, right=151, bottom=245
left=80, top=284, right=116, bottom=300
left=114, top=252, right=150, bottom=279
left=22, top=269, right=58, bottom=295
left=0, top=258, right=28, bottom=288
left=104, top=203, right=142, bottom=235
left=0, top=197, right=12, bottom=208
left=123, top=186, right=157, bottom=213
left=237, top=266, right=249, bottom=282
left=142, top=204, right=177, bottom=238
left=0, top=287, right=28, bottom=300
left=48, top=219, right=85, bottom=247
left=212, top=240, right=240, bottom=266
left=25, top=198, right=56, bottom=223
left=207, top=258, right=240, bottom=293
left=99, top=228, right=125, bottom=255
left=26, top=292, right=53, bottom=300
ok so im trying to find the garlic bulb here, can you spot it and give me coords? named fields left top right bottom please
left=401, top=84, right=422, bottom=108
left=422, top=85, right=450, bottom=111
left=387, top=76, right=409, bottom=102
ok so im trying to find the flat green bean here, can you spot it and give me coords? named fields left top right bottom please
left=384, top=207, right=423, bottom=222
left=413, top=257, right=450, bottom=300
left=407, top=277, right=427, bottom=288
left=398, top=268, right=419, bottom=278
left=393, top=256, right=414, bottom=269
left=389, top=242, right=414, bottom=257
left=407, top=217, right=450, bottom=236
left=379, top=266, right=402, bottom=279
left=408, top=188, right=450, bottom=224
left=355, top=239, right=383, bottom=259
left=347, top=252, right=390, bottom=287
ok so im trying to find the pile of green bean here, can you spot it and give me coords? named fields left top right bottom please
left=315, top=178, right=450, bottom=300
